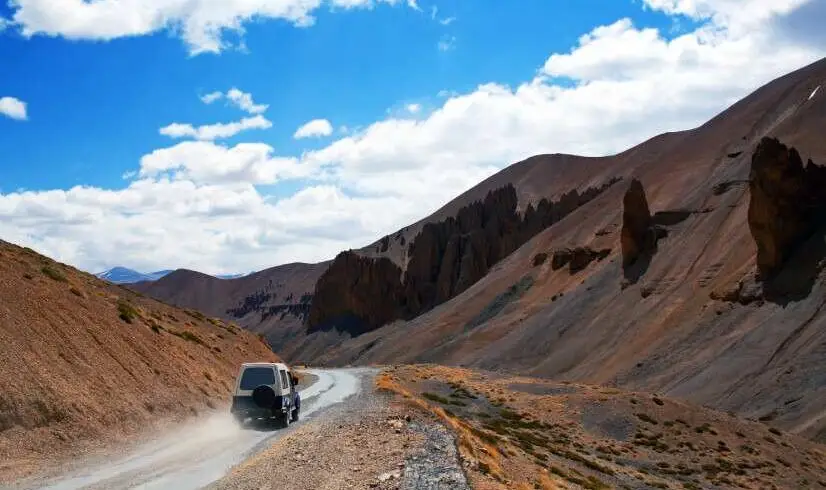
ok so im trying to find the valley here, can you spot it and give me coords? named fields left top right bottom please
left=2, top=55, right=826, bottom=490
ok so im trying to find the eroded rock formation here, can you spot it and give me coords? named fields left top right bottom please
left=307, top=251, right=405, bottom=335
left=748, top=137, right=826, bottom=278
left=621, top=179, right=664, bottom=267
left=308, top=178, right=620, bottom=334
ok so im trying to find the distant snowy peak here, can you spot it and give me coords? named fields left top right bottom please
left=96, top=267, right=250, bottom=284
left=96, top=267, right=163, bottom=284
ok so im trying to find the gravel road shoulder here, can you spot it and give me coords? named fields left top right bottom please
left=208, top=370, right=470, bottom=490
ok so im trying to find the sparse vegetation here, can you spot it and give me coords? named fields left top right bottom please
left=170, top=330, right=205, bottom=345
left=41, top=265, right=67, bottom=282
left=70, top=287, right=84, bottom=297
left=117, top=299, right=139, bottom=323
left=185, top=309, right=206, bottom=321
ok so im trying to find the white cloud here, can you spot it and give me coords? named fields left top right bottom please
left=0, top=97, right=27, bottom=120
left=439, top=16, right=455, bottom=26
left=1, top=0, right=824, bottom=275
left=226, top=88, right=268, bottom=114
left=294, top=118, right=334, bottom=139
left=139, top=141, right=311, bottom=185
left=406, top=103, right=421, bottom=114
left=197, top=88, right=268, bottom=115
left=200, top=91, right=223, bottom=104
left=7, top=0, right=418, bottom=55
left=159, top=115, right=272, bottom=140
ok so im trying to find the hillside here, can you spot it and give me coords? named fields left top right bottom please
left=132, top=262, right=328, bottom=359
left=300, top=57, right=826, bottom=441
left=0, top=240, right=278, bottom=483
left=135, top=57, right=826, bottom=442
left=378, top=365, right=826, bottom=489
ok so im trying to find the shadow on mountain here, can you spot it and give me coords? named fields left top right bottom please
left=622, top=253, right=653, bottom=286
left=309, top=313, right=373, bottom=337
left=762, top=229, right=826, bottom=306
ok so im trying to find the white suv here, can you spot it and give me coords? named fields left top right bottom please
left=230, top=362, right=300, bottom=428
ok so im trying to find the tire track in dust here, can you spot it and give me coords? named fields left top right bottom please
left=33, top=369, right=362, bottom=490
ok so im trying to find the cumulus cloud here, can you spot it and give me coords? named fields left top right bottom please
left=159, top=115, right=272, bottom=140
left=200, top=91, right=223, bottom=104
left=0, top=97, right=27, bottom=120
left=294, top=118, right=334, bottom=139
left=2, top=0, right=824, bottom=274
left=7, top=0, right=418, bottom=55
left=199, top=88, right=268, bottom=114
left=139, top=141, right=311, bottom=184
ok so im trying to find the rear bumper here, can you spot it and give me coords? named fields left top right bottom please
left=230, top=395, right=289, bottom=419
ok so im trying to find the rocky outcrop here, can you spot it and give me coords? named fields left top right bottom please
left=551, top=247, right=612, bottom=274
left=307, top=251, right=405, bottom=335
left=748, top=137, right=826, bottom=278
left=308, top=178, right=621, bottom=333
left=621, top=179, right=664, bottom=267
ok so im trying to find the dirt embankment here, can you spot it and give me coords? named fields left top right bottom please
left=0, top=240, right=278, bottom=483
left=210, top=369, right=470, bottom=490
left=379, top=365, right=826, bottom=490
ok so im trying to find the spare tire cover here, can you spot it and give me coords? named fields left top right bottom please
left=251, top=384, right=277, bottom=408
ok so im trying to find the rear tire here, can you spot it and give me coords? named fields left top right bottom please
left=291, top=405, right=299, bottom=423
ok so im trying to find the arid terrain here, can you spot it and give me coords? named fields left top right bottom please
left=133, top=57, right=826, bottom=446
left=0, top=240, right=278, bottom=484
left=9, top=56, right=823, bottom=489
left=378, top=365, right=826, bottom=490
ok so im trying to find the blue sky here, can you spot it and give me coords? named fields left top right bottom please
left=0, top=0, right=685, bottom=194
left=0, top=0, right=822, bottom=274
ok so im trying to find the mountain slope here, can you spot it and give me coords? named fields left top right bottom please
left=0, top=240, right=278, bottom=482
left=134, top=57, right=826, bottom=441
left=300, top=57, right=826, bottom=440
left=132, top=262, right=329, bottom=359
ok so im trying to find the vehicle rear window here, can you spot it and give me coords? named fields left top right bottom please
left=239, top=367, right=275, bottom=390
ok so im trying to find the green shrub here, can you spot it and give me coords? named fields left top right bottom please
left=422, top=392, right=450, bottom=404
left=117, top=300, right=138, bottom=323
left=41, top=266, right=67, bottom=282
left=185, top=309, right=206, bottom=321
left=171, top=330, right=205, bottom=345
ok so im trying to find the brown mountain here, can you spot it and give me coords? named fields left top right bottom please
left=0, top=240, right=278, bottom=482
left=137, top=57, right=826, bottom=440
left=303, top=57, right=826, bottom=440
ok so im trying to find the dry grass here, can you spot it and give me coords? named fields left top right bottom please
left=376, top=370, right=507, bottom=485
left=378, top=364, right=826, bottom=490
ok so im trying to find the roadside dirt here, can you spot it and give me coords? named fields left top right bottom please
left=378, top=364, right=826, bottom=490
left=209, top=370, right=470, bottom=490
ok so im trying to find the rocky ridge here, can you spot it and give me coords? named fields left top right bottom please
left=308, top=179, right=621, bottom=335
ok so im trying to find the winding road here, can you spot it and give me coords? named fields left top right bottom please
left=33, top=369, right=362, bottom=490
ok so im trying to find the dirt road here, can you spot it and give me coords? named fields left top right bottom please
left=25, top=369, right=364, bottom=490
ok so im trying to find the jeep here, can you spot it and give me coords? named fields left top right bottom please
left=230, top=362, right=300, bottom=428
